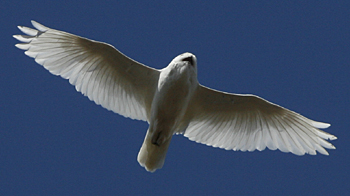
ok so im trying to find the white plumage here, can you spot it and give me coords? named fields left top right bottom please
left=14, top=21, right=336, bottom=172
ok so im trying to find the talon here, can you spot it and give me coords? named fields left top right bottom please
left=151, top=132, right=162, bottom=146
left=152, top=141, right=160, bottom=146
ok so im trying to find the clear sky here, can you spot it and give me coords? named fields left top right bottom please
left=2, top=1, right=349, bottom=195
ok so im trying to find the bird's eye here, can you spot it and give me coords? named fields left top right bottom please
left=182, top=56, right=194, bottom=65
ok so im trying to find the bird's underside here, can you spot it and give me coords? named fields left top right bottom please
left=14, top=21, right=337, bottom=172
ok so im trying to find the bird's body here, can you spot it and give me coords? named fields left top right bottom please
left=14, top=21, right=337, bottom=172
left=138, top=54, right=198, bottom=171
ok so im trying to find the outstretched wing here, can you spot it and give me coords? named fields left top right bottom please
left=14, top=21, right=160, bottom=121
left=184, top=85, right=336, bottom=155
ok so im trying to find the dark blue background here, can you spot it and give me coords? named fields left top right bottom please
left=2, top=1, right=349, bottom=195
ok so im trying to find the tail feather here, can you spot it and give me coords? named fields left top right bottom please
left=137, top=130, right=172, bottom=172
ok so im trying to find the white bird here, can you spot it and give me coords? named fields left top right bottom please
left=14, top=21, right=337, bottom=172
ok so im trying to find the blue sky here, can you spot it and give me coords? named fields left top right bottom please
left=1, top=1, right=349, bottom=195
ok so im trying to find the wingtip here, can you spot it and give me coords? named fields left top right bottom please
left=14, top=43, right=30, bottom=50
left=30, top=20, right=38, bottom=26
left=312, top=121, right=331, bottom=129
left=322, top=123, right=331, bottom=128
left=31, top=20, right=49, bottom=32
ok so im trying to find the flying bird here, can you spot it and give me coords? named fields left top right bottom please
left=13, top=21, right=337, bottom=172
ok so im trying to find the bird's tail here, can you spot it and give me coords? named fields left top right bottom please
left=137, top=129, right=172, bottom=172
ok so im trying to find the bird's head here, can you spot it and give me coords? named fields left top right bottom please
left=169, top=52, right=197, bottom=76
left=172, top=52, right=197, bottom=67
